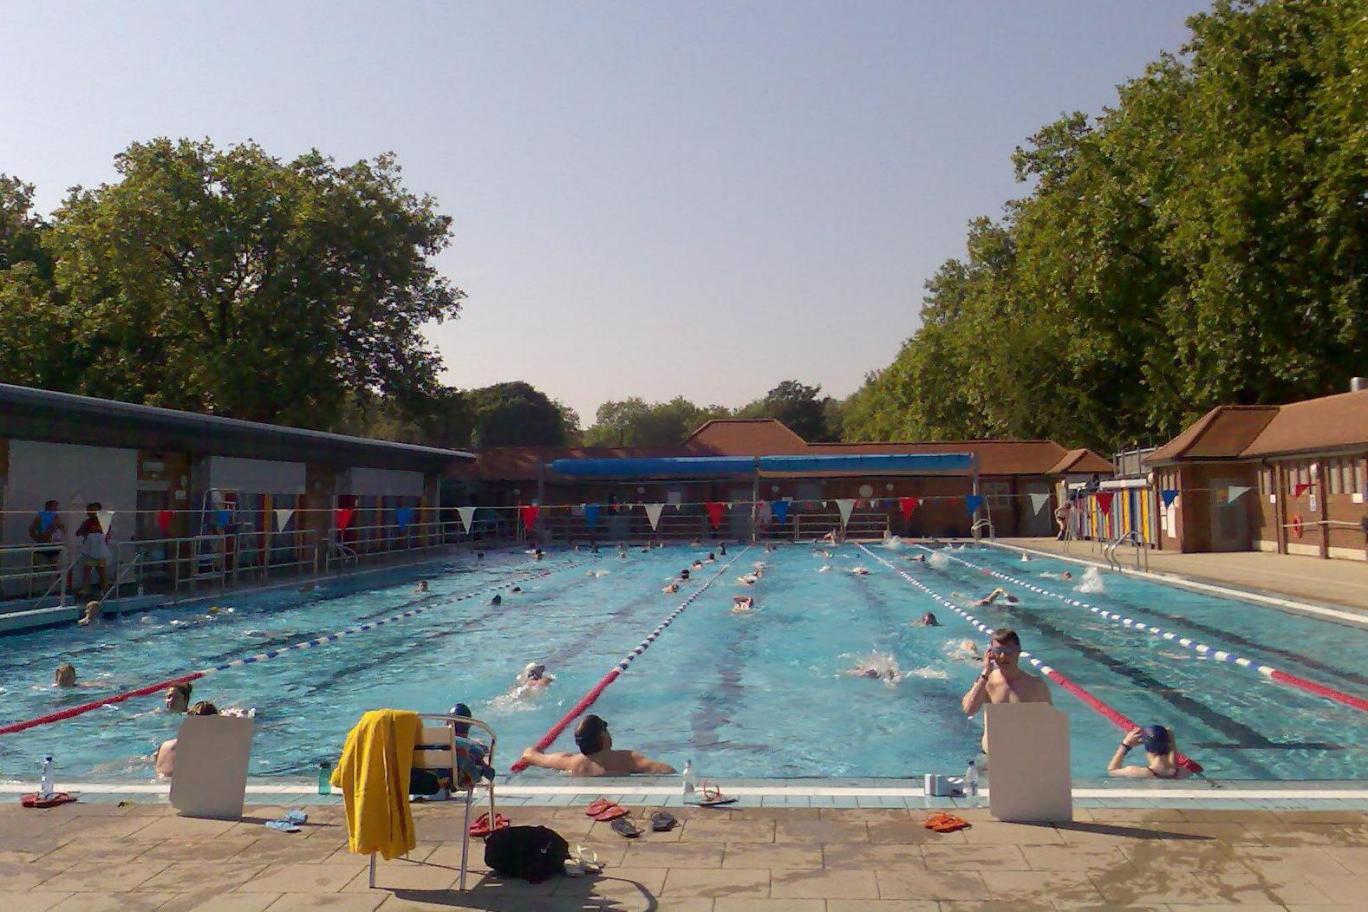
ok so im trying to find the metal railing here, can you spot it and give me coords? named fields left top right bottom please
left=1104, top=530, right=1149, bottom=572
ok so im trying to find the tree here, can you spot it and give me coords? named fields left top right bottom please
left=738, top=381, right=839, bottom=442
left=584, top=396, right=731, bottom=447
left=5, top=138, right=464, bottom=428
left=467, top=381, right=575, bottom=447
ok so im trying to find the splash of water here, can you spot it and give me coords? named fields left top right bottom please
left=928, top=552, right=951, bottom=570
left=882, top=535, right=905, bottom=551
left=1075, top=566, right=1106, bottom=594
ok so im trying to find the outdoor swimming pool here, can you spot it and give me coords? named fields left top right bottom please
left=0, top=542, right=1364, bottom=785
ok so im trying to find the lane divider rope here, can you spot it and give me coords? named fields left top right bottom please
left=0, top=559, right=582, bottom=736
left=858, top=544, right=1204, bottom=774
left=509, top=546, right=754, bottom=774
left=935, top=546, right=1368, bottom=715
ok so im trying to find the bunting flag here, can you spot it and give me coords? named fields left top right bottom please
left=835, top=498, right=856, bottom=528
left=1293, top=482, right=1312, bottom=497
left=212, top=508, right=231, bottom=529
left=457, top=506, right=477, bottom=532
left=395, top=506, right=416, bottom=529
left=898, top=496, right=920, bottom=520
left=1161, top=489, right=1180, bottom=508
left=1227, top=485, right=1251, bottom=502
left=584, top=503, right=601, bottom=528
left=1096, top=491, right=1115, bottom=515
left=704, top=501, right=725, bottom=529
left=771, top=499, right=790, bottom=524
left=335, top=507, right=356, bottom=531
left=97, top=509, right=116, bottom=534
left=964, top=495, right=983, bottom=515
left=273, top=508, right=294, bottom=532
left=37, top=510, right=57, bottom=533
left=643, top=503, right=665, bottom=530
left=519, top=505, right=540, bottom=530
left=1029, top=492, right=1052, bottom=514
left=156, top=509, right=174, bottom=536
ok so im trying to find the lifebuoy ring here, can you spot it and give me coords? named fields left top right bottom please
left=1290, top=515, right=1304, bottom=538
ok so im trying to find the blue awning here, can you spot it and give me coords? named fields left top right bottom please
left=546, top=452, right=975, bottom=478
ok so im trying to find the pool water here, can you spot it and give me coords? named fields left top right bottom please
left=0, top=542, right=1364, bottom=784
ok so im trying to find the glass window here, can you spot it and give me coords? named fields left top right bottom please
left=1356, top=459, right=1366, bottom=494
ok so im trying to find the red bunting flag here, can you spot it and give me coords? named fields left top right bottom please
left=156, top=509, right=174, bottom=536
left=1096, top=491, right=1115, bottom=516
left=704, top=501, right=725, bottom=528
left=519, top=505, right=540, bottom=530
left=898, top=496, right=920, bottom=520
left=1293, top=482, right=1312, bottom=497
left=335, top=507, right=356, bottom=531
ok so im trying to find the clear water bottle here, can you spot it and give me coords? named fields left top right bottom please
left=40, top=755, right=54, bottom=798
left=963, top=760, right=978, bottom=801
left=318, top=761, right=332, bottom=795
left=681, top=759, right=696, bottom=799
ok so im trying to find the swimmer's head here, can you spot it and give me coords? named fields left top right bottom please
left=417, top=581, right=429, bottom=592
left=1062, top=571, right=1073, bottom=580
left=680, top=569, right=690, bottom=579
left=491, top=594, right=502, bottom=605
left=523, top=662, right=547, bottom=682
left=188, top=701, right=218, bottom=716
left=511, top=587, right=521, bottom=593
left=921, top=612, right=939, bottom=626
left=54, top=662, right=77, bottom=687
left=574, top=714, right=610, bottom=754
left=164, top=682, right=193, bottom=713
left=1141, top=724, right=1173, bottom=756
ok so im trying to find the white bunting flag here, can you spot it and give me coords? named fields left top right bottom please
left=457, top=506, right=477, bottom=532
left=835, top=498, right=856, bottom=528
left=1029, top=492, right=1052, bottom=514
left=1227, top=485, right=1251, bottom=502
left=273, top=508, right=295, bottom=532
left=644, top=503, right=665, bottom=531
left=96, top=510, right=116, bottom=534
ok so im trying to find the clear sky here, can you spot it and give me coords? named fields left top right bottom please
left=3, top=1, right=1208, bottom=426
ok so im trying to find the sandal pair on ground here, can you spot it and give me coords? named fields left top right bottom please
left=585, top=798, right=678, bottom=838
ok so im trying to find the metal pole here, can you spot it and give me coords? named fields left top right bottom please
left=750, top=459, right=760, bottom=544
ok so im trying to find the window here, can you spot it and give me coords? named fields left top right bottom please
left=1356, top=458, right=1366, bottom=495
left=1329, top=460, right=1342, bottom=495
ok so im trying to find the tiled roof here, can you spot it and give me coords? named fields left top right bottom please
left=1242, top=389, right=1368, bottom=457
left=682, top=419, right=810, bottom=456
left=1045, top=448, right=1117, bottom=475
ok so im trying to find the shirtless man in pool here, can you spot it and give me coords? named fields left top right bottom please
left=519, top=714, right=675, bottom=777
left=960, top=628, right=1051, bottom=753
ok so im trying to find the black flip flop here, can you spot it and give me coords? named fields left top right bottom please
left=610, top=816, right=642, bottom=838
left=650, top=810, right=677, bottom=832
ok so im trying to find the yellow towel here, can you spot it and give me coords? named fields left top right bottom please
left=331, top=709, right=420, bottom=860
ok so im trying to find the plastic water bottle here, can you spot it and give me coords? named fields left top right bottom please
left=681, top=760, right=696, bottom=799
left=40, top=755, right=54, bottom=798
left=318, top=761, right=332, bottom=795
left=963, top=760, right=978, bottom=801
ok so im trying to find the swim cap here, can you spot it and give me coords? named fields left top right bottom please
left=1141, top=725, right=1171, bottom=755
left=524, top=662, right=546, bottom=680
left=449, top=702, right=472, bottom=736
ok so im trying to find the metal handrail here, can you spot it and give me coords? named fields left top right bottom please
left=28, top=550, right=85, bottom=610
left=970, top=518, right=995, bottom=541
left=1103, top=531, right=1148, bottom=572
left=99, top=549, right=146, bottom=603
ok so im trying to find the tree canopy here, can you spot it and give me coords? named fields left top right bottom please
left=583, top=396, right=731, bottom=447
left=467, top=381, right=579, bottom=447
left=737, top=380, right=841, bottom=442
left=0, top=138, right=464, bottom=429
left=845, top=0, right=1367, bottom=453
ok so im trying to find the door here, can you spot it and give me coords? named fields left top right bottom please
left=1208, top=478, right=1250, bottom=551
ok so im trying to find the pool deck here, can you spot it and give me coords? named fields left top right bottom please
left=2, top=800, right=1365, bottom=911
left=998, top=538, right=1368, bottom=618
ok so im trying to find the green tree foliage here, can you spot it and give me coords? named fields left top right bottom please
left=0, top=139, right=464, bottom=428
left=846, top=0, right=1367, bottom=452
left=584, top=396, right=731, bottom=447
left=738, top=380, right=840, bottom=442
left=467, top=381, right=577, bottom=447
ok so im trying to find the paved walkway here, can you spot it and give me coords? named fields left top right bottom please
left=2, top=800, right=1365, bottom=910
left=1005, top=538, right=1368, bottom=616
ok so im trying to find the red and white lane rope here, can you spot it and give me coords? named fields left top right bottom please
left=931, top=546, right=1368, bottom=715
left=0, top=561, right=578, bottom=737
left=510, top=546, right=753, bottom=774
left=858, top=544, right=1203, bottom=773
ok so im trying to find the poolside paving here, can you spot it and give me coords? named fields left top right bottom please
left=1, top=801, right=1365, bottom=910
left=1007, top=537, right=1368, bottom=615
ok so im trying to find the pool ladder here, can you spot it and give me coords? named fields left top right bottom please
left=1104, top=531, right=1148, bottom=572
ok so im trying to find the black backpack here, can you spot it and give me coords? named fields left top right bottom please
left=483, top=825, right=570, bottom=883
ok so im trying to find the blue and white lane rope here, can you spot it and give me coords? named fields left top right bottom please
left=926, top=545, right=1368, bottom=714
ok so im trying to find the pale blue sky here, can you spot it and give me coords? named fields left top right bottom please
left=2, top=1, right=1207, bottom=425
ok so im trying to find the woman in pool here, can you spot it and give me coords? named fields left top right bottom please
left=1108, top=725, right=1190, bottom=779
left=731, top=595, right=754, bottom=614
left=53, top=662, right=77, bottom=688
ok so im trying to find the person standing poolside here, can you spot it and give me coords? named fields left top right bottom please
left=28, top=500, right=66, bottom=568
left=960, top=628, right=1052, bottom=754
left=70, top=503, right=110, bottom=596
left=518, top=714, right=675, bottom=777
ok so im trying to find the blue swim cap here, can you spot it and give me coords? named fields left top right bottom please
left=449, top=703, right=472, bottom=737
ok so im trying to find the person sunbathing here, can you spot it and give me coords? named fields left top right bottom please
left=519, top=714, right=675, bottom=777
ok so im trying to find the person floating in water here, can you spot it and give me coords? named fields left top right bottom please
left=972, top=587, right=1018, bottom=606
left=960, top=628, right=1052, bottom=754
left=1107, top=725, right=1190, bottom=779
left=519, top=714, right=675, bottom=777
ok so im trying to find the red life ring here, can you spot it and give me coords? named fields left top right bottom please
left=1290, top=515, right=1304, bottom=538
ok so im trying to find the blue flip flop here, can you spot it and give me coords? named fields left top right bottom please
left=284, top=809, right=308, bottom=825
left=265, top=819, right=300, bottom=833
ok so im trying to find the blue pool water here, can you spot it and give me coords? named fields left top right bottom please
left=0, top=542, right=1364, bottom=784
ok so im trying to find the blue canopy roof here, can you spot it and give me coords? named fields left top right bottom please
left=546, top=452, right=974, bottom=478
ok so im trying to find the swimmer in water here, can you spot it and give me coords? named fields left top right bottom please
left=737, top=573, right=758, bottom=586
left=732, top=595, right=754, bottom=614
left=77, top=600, right=102, bottom=627
left=818, top=565, right=832, bottom=573
left=948, top=639, right=982, bottom=663
left=679, top=568, right=691, bottom=581
left=490, top=594, right=503, bottom=605
left=164, top=682, right=193, bottom=713
left=533, top=548, right=544, bottom=561
left=843, top=653, right=901, bottom=685
left=814, top=549, right=832, bottom=558
left=914, top=612, right=941, bottom=627
left=54, top=662, right=77, bottom=688
left=850, top=566, right=869, bottom=576
left=691, top=560, right=703, bottom=570
left=416, top=580, right=429, bottom=593
left=973, top=587, right=1018, bottom=606
left=706, top=552, right=715, bottom=563
left=476, top=551, right=485, bottom=560
left=663, top=581, right=680, bottom=594
left=1041, top=570, right=1073, bottom=581
left=511, top=586, right=522, bottom=593
left=690, top=538, right=701, bottom=547
left=909, top=553, right=927, bottom=563
left=518, top=662, right=554, bottom=690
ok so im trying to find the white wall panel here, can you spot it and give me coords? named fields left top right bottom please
left=208, top=456, right=305, bottom=494
left=345, top=468, right=425, bottom=497
left=4, top=440, right=138, bottom=545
